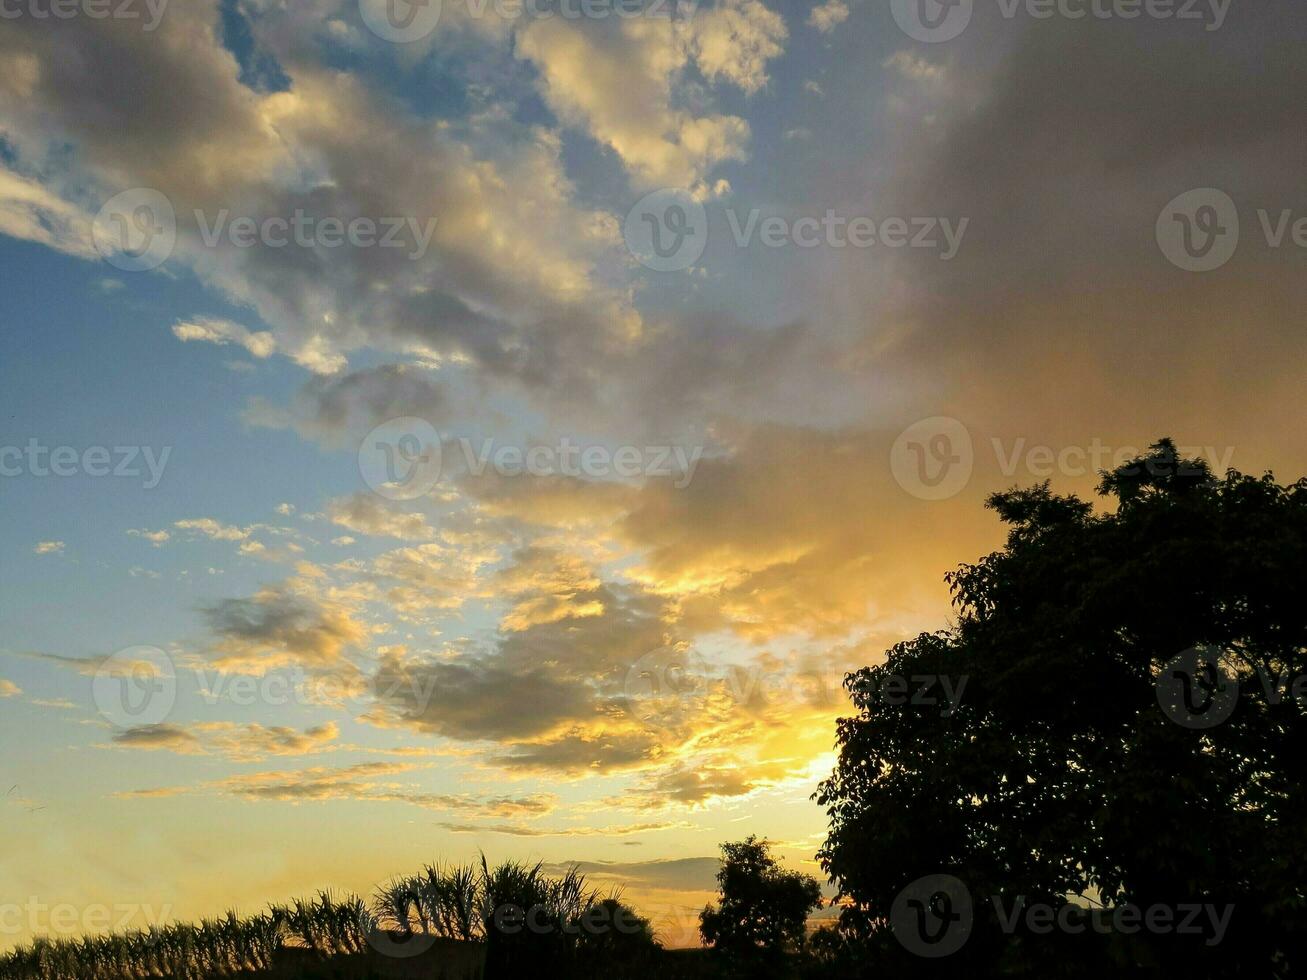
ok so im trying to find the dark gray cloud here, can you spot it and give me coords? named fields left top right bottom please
left=367, top=580, right=668, bottom=748
left=246, top=366, right=451, bottom=447
left=859, top=6, right=1307, bottom=466
left=202, top=585, right=367, bottom=670
left=112, top=724, right=201, bottom=752
left=110, top=721, right=341, bottom=760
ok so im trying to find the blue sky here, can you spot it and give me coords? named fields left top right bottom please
left=1, top=0, right=1305, bottom=952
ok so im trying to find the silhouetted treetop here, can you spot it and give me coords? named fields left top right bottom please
left=818, top=439, right=1307, bottom=977
left=701, top=836, right=823, bottom=975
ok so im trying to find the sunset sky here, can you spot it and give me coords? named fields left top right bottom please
left=1, top=0, right=1305, bottom=951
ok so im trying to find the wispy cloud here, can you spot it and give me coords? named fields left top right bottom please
left=108, top=721, right=341, bottom=761
left=172, top=317, right=276, bottom=359
left=118, top=762, right=557, bottom=821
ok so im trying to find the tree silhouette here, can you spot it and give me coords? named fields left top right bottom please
left=817, top=440, right=1307, bottom=977
left=700, top=836, right=823, bottom=976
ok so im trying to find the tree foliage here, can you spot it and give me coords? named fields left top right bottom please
left=700, top=836, right=823, bottom=972
left=817, top=439, right=1307, bottom=977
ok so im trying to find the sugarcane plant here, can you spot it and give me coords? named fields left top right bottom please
left=0, top=858, right=650, bottom=979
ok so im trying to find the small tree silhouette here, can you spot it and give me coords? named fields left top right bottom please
left=700, top=836, right=823, bottom=976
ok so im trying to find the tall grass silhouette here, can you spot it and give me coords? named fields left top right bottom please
left=0, top=858, right=651, bottom=980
